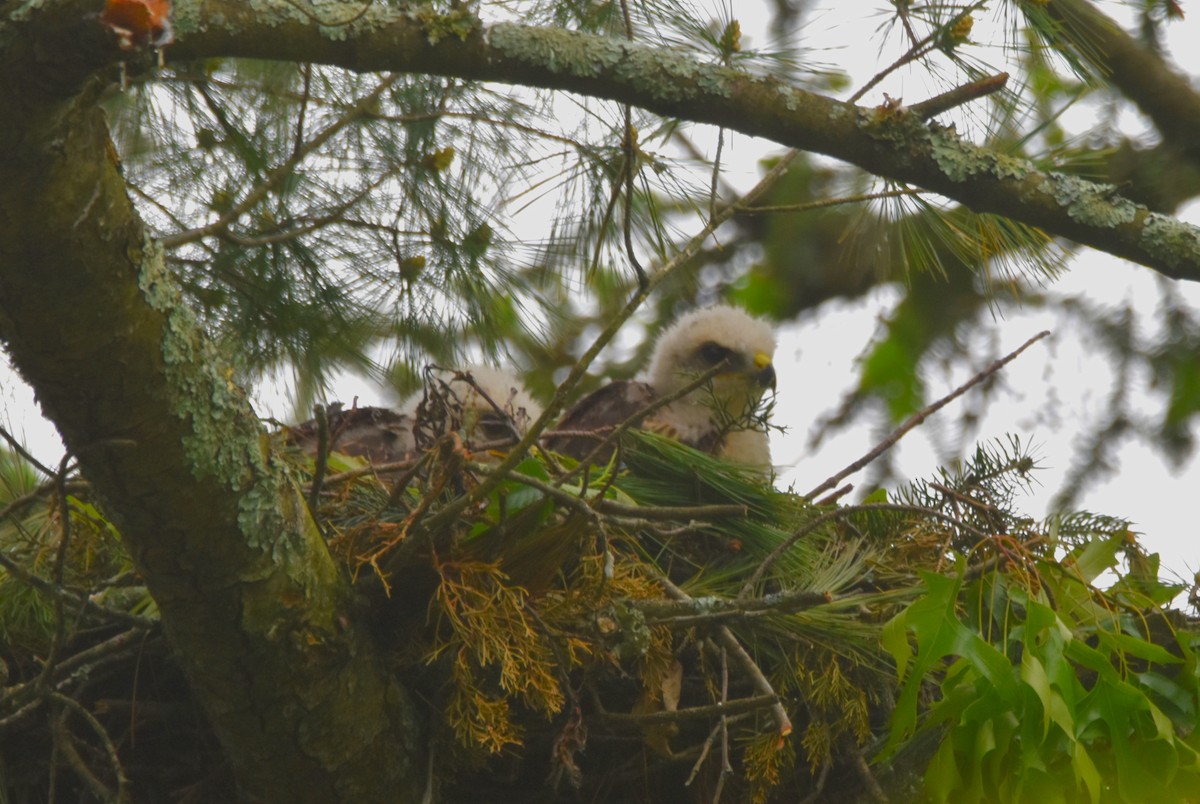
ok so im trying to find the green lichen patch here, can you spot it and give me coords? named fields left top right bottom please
left=927, top=125, right=1031, bottom=183
left=1038, top=173, right=1139, bottom=229
left=488, top=23, right=623, bottom=78
left=1141, top=212, right=1200, bottom=270
left=415, top=6, right=479, bottom=45
left=137, top=235, right=265, bottom=492
left=487, top=23, right=736, bottom=103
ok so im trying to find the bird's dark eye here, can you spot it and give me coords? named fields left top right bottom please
left=698, top=341, right=735, bottom=366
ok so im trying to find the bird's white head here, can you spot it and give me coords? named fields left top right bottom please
left=645, top=305, right=777, bottom=412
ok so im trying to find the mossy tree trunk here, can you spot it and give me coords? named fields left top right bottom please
left=0, top=3, right=425, bottom=801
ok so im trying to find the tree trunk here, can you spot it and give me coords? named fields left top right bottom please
left=0, top=4, right=425, bottom=801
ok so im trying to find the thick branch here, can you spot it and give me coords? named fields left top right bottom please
left=1042, top=0, right=1200, bottom=164
left=161, top=0, right=1200, bottom=281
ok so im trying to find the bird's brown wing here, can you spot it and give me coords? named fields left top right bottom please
left=287, top=406, right=415, bottom=464
left=545, top=380, right=657, bottom=462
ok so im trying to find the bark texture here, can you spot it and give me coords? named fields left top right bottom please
left=0, top=3, right=425, bottom=801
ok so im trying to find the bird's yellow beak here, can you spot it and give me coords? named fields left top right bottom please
left=753, top=352, right=776, bottom=390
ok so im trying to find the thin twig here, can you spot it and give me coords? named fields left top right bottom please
left=49, top=691, right=129, bottom=802
left=0, top=479, right=88, bottom=526
left=618, top=0, right=647, bottom=288
left=797, top=762, right=831, bottom=804
left=633, top=588, right=830, bottom=625
left=469, top=462, right=745, bottom=523
left=709, top=126, right=725, bottom=223
left=719, top=643, right=732, bottom=778
left=595, top=694, right=778, bottom=726
left=805, top=331, right=1051, bottom=500
left=734, top=188, right=921, bottom=215
left=0, top=424, right=56, bottom=478
left=621, top=109, right=647, bottom=289
left=813, top=483, right=853, bottom=506
left=162, top=75, right=401, bottom=248
left=0, top=629, right=150, bottom=730
left=293, top=63, right=312, bottom=159
left=686, top=715, right=726, bottom=786
left=849, top=3, right=986, bottom=104
left=846, top=737, right=888, bottom=802
left=659, top=576, right=792, bottom=737
left=908, top=72, right=1009, bottom=120
left=0, top=544, right=156, bottom=630
left=39, top=455, right=76, bottom=693
left=600, top=500, right=746, bottom=521
left=713, top=626, right=791, bottom=737
left=317, top=457, right=421, bottom=486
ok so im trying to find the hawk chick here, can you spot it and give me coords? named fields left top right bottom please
left=548, top=305, right=777, bottom=472
left=287, top=366, right=541, bottom=465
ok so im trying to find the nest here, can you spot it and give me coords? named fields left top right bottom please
left=1, top=374, right=1196, bottom=802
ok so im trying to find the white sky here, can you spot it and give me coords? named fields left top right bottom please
left=3, top=2, right=1200, bottom=591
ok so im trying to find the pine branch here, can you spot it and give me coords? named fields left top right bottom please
left=1039, top=0, right=1200, bottom=162
left=164, top=2, right=1200, bottom=281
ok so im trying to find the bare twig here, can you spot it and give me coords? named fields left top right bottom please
left=600, top=501, right=746, bottom=521
left=805, top=331, right=1051, bottom=500
left=719, top=644, right=732, bottom=778
left=595, top=694, right=779, bottom=726
left=39, top=456, right=77, bottom=693
left=633, top=588, right=829, bottom=625
left=0, top=629, right=150, bottom=730
left=0, top=424, right=56, bottom=477
left=908, top=73, right=1009, bottom=120
left=49, top=691, right=129, bottom=803
left=470, top=461, right=746, bottom=523
left=0, top=541, right=155, bottom=631
left=293, top=63, right=312, bottom=159
left=797, top=762, right=831, bottom=804
left=316, top=457, right=421, bottom=486
left=735, top=187, right=921, bottom=214
left=712, top=626, right=791, bottom=737
left=659, top=576, right=792, bottom=737
left=813, top=483, right=853, bottom=507
left=685, top=714, right=726, bottom=786
left=162, top=75, right=401, bottom=248
left=846, top=737, right=888, bottom=802
left=617, top=0, right=647, bottom=288
left=850, top=4, right=986, bottom=104
left=0, top=479, right=88, bottom=525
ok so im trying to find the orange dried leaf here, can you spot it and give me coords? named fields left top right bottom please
left=101, top=0, right=173, bottom=50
